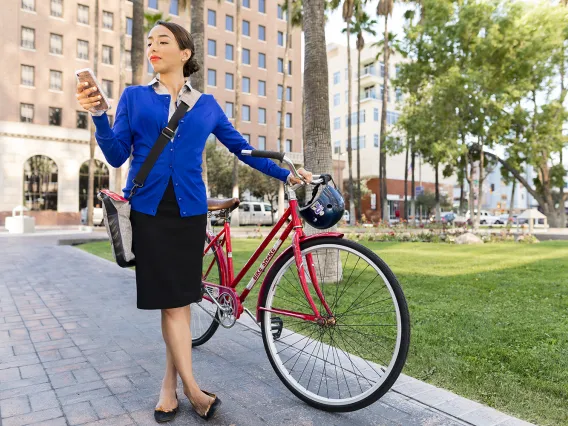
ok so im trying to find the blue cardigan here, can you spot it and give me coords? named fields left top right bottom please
left=92, top=85, right=290, bottom=217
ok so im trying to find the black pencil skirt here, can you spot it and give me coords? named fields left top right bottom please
left=130, top=178, right=207, bottom=310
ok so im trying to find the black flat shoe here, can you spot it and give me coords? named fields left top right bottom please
left=190, top=390, right=221, bottom=420
left=154, top=392, right=179, bottom=423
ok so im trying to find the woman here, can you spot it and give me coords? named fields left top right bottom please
left=76, top=21, right=312, bottom=422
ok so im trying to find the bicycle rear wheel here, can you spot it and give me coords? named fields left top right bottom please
left=259, top=237, right=410, bottom=412
left=191, top=235, right=221, bottom=347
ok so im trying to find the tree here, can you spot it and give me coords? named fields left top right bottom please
left=87, top=0, right=100, bottom=227
left=230, top=0, right=243, bottom=226
left=278, top=0, right=294, bottom=220
left=131, top=0, right=145, bottom=85
left=241, top=168, right=281, bottom=224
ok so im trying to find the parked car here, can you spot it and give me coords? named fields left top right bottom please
left=80, top=207, right=104, bottom=226
left=441, top=212, right=456, bottom=223
left=342, top=210, right=350, bottom=224
left=238, top=201, right=277, bottom=225
left=465, top=210, right=500, bottom=225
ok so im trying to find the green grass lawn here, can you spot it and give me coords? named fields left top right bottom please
left=78, top=239, right=568, bottom=425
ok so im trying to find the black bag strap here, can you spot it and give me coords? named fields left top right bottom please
left=128, top=101, right=189, bottom=200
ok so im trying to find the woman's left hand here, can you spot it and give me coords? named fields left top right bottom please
left=288, top=168, right=313, bottom=185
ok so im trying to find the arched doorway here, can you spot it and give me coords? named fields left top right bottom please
left=23, top=155, right=58, bottom=211
left=79, top=160, right=110, bottom=210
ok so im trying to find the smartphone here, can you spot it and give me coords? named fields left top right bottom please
left=75, top=68, right=111, bottom=113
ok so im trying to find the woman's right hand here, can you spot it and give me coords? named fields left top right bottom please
left=76, top=82, right=102, bottom=113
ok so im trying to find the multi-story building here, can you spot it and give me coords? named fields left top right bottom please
left=327, top=42, right=455, bottom=221
left=0, top=0, right=302, bottom=225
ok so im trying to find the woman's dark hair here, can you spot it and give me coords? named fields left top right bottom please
left=154, top=20, right=200, bottom=77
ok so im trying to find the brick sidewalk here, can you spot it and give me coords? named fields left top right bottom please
left=0, top=234, right=534, bottom=426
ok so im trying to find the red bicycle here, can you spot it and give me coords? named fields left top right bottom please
left=192, top=151, right=410, bottom=412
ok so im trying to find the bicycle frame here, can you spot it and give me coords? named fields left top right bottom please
left=203, top=196, right=343, bottom=324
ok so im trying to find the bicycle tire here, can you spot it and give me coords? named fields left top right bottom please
left=259, top=237, right=410, bottom=412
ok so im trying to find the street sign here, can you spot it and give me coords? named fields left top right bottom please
left=415, top=186, right=424, bottom=196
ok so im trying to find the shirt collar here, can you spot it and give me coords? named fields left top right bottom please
left=147, top=74, right=193, bottom=92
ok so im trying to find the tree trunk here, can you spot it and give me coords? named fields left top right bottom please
left=278, top=0, right=292, bottom=220
left=379, top=14, right=389, bottom=222
left=115, top=0, right=126, bottom=194
left=87, top=0, right=100, bottom=227
left=507, top=179, right=515, bottom=229
left=190, top=0, right=209, bottom=197
left=411, top=144, right=416, bottom=225
left=131, top=0, right=144, bottom=85
left=231, top=0, right=242, bottom=225
left=403, top=137, right=409, bottom=221
left=346, top=23, right=355, bottom=226
left=466, top=152, right=475, bottom=228
left=459, top=156, right=466, bottom=215
left=356, top=44, right=362, bottom=222
left=435, top=162, right=440, bottom=222
left=475, top=145, right=484, bottom=230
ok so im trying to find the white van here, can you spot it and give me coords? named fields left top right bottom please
left=238, top=202, right=276, bottom=225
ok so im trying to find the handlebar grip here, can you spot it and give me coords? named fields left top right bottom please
left=241, top=150, right=285, bottom=162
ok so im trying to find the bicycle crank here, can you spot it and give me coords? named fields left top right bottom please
left=199, top=283, right=242, bottom=329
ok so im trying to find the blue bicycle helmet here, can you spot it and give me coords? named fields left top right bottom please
left=299, top=175, right=345, bottom=229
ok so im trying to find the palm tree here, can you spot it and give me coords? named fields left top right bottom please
left=347, top=4, right=376, bottom=221
left=87, top=0, right=100, bottom=226
left=230, top=0, right=243, bottom=225
left=131, top=0, right=144, bottom=85
left=115, top=0, right=127, bottom=194
left=277, top=0, right=293, bottom=221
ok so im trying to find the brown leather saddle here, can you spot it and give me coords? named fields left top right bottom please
left=207, top=197, right=240, bottom=212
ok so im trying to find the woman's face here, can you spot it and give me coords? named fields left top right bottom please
left=146, top=25, right=191, bottom=75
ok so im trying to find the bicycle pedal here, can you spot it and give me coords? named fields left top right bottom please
left=271, top=317, right=283, bottom=339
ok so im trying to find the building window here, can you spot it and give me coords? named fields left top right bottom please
left=258, top=80, right=266, bottom=96
left=125, top=50, right=132, bottom=69
left=288, top=60, right=292, bottom=75
left=286, top=87, right=292, bottom=102
left=243, top=0, right=250, bottom=7
left=207, top=69, right=216, bottom=86
left=242, top=48, right=250, bottom=65
left=208, top=39, right=216, bottom=56
left=286, top=113, right=292, bottom=128
left=225, top=43, right=234, bottom=60
left=242, top=105, right=250, bottom=121
left=49, top=70, right=62, bottom=91
left=20, top=103, right=34, bottom=123
left=24, top=156, right=58, bottom=211
left=243, top=20, right=250, bottom=36
left=21, top=0, right=35, bottom=11
left=225, top=73, right=234, bottom=90
left=285, top=139, right=292, bottom=152
left=77, top=4, right=89, bottom=24
left=258, top=136, right=266, bottom=150
left=334, top=141, right=340, bottom=154
left=374, top=134, right=379, bottom=147
left=21, top=65, right=34, bottom=86
left=259, top=0, right=265, bottom=13
left=258, top=53, right=266, bottom=68
left=380, top=62, right=385, bottom=78
left=21, top=27, right=35, bottom=49
left=102, top=79, right=113, bottom=99
left=258, top=25, right=266, bottom=41
left=333, top=117, right=340, bottom=130
left=126, top=17, right=133, bottom=36
left=277, top=58, right=284, bottom=73
left=50, top=33, right=63, bottom=55
left=277, top=31, right=284, bottom=47
left=77, top=39, right=89, bottom=60
left=51, top=0, right=63, bottom=17
left=226, top=15, right=234, bottom=32
left=396, top=88, right=403, bottom=102
left=102, top=11, right=113, bottom=30
left=380, top=85, right=391, bottom=102
left=225, top=102, right=234, bottom=119
left=395, top=64, right=401, bottom=78
left=333, top=71, right=340, bottom=85
left=333, top=93, right=340, bottom=106
left=77, top=111, right=88, bottom=129
left=277, top=85, right=283, bottom=101
left=258, top=108, right=266, bottom=124
left=374, top=108, right=379, bottom=121
left=387, top=111, right=400, bottom=125
left=208, top=9, right=216, bottom=26
left=277, top=4, right=284, bottom=19
left=149, top=0, right=158, bottom=9
left=243, top=77, right=250, bottom=93
left=170, top=0, right=179, bottom=15
left=49, top=107, right=62, bottom=126
left=243, top=134, right=251, bottom=144
left=102, top=45, right=113, bottom=65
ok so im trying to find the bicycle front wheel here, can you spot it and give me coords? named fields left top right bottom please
left=259, top=237, right=410, bottom=412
